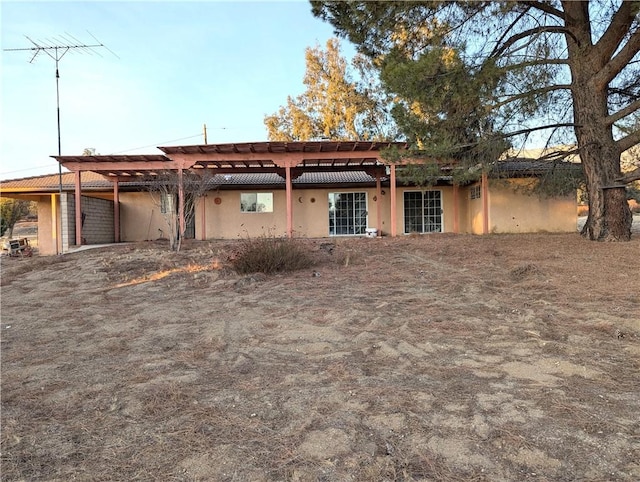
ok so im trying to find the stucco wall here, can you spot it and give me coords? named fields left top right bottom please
left=119, top=192, right=169, bottom=241
left=467, top=183, right=485, bottom=235
left=488, top=180, right=577, bottom=233
left=36, top=195, right=59, bottom=256
left=32, top=180, right=578, bottom=254
left=195, top=188, right=391, bottom=240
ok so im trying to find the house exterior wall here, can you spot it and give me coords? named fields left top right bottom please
left=393, top=186, right=463, bottom=234
left=467, top=182, right=485, bottom=234
left=31, top=178, right=578, bottom=255
left=488, top=179, right=577, bottom=233
left=457, top=187, right=471, bottom=234
left=61, top=193, right=76, bottom=251
left=119, top=192, right=169, bottom=241
left=195, top=187, right=392, bottom=240
left=36, top=195, right=59, bottom=256
left=79, top=196, right=115, bottom=244
left=60, top=194, right=115, bottom=247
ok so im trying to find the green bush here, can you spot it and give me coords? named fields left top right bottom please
left=231, top=235, right=314, bottom=275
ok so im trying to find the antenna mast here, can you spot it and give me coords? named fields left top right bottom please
left=4, top=32, right=117, bottom=254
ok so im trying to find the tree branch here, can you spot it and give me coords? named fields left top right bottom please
left=503, top=123, right=579, bottom=138
left=502, top=58, right=569, bottom=71
left=592, top=1, right=639, bottom=65
left=616, top=128, right=640, bottom=154
left=591, top=29, right=640, bottom=90
left=490, top=25, right=569, bottom=59
left=488, top=7, right=531, bottom=58
left=615, top=167, right=640, bottom=184
left=606, top=97, right=640, bottom=126
left=522, top=1, right=565, bottom=19
left=492, top=84, right=572, bottom=109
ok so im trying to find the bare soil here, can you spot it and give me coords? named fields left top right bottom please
left=1, top=234, right=639, bottom=481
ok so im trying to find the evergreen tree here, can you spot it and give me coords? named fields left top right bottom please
left=312, top=1, right=640, bottom=241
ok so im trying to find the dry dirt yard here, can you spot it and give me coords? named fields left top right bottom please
left=1, top=233, right=639, bottom=481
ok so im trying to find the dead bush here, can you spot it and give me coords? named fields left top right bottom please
left=231, top=235, right=314, bottom=274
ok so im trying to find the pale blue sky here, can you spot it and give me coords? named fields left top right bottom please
left=1, top=0, right=345, bottom=180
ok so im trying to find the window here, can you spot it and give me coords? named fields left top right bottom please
left=403, top=190, right=443, bottom=234
left=240, top=193, right=273, bottom=213
left=470, top=185, right=481, bottom=200
left=328, top=192, right=367, bottom=236
left=160, top=192, right=175, bottom=214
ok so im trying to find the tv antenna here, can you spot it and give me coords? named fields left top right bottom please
left=4, top=32, right=118, bottom=156
left=4, top=32, right=118, bottom=254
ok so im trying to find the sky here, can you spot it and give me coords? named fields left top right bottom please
left=0, top=0, right=346, bottom=180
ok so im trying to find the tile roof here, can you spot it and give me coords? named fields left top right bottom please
left=0, top=171, right=111, bottom=191
left=1, top=170, right=383, bottom=193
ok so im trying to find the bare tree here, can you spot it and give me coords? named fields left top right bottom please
left=144, top=170, right=214, bottom=251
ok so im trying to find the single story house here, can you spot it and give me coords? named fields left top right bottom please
left=0, top=141, right=579, bottom=255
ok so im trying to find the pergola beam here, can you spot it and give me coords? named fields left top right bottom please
left=58, top=160, right=174, bottom=172
left=164, top=151, right=387, bottom=163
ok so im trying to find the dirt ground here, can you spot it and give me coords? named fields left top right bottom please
left=1, top=233, right=639, bottom=481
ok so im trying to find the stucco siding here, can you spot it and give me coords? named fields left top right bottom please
left=196, top=188, right=390, bottom=239
left=119, top=192, right=168, bottom=241
left=36, top=195, right=59, bottom=256
left=467, top=183, right=485, bottom=235
left=489, top=180, right=577, bottom=233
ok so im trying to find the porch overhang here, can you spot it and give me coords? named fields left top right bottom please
left=51, top=141, right=411, bottom=241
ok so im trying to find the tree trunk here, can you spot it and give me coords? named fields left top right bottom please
left=565, top=3, right=632, bottom=241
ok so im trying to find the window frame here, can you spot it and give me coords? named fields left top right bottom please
left=403, top=189, right=443, bottom=234
left=328, top=191, right=368, bottom=236
left=240, top=192, right=274, bottom=213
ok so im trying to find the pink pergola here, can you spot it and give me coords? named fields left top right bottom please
left=54, top=141, right=485, bottom=246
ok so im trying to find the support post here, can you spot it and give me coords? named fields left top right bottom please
left=376, top=171, right=382, bottom=236
left=390, top=164, right=397, bottom=237
left=74, top=171, right=82, bottom=246
left=113, top=180, right=120, bottom=243
left=481, top=171, right=489, bottom=235
left=285, top=165, right=293, bottom=238
left=178, top=167, right=185, bottom=237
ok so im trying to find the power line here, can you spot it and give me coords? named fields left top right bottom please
left=108, top=134, right=204, bottom=154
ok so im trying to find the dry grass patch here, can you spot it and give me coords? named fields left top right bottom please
left=2, top=233, right=639, bottom=481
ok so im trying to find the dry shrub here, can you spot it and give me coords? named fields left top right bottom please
left=231, top=235, right=314, bottom=274
left=510, top=263, right=541, bottom=280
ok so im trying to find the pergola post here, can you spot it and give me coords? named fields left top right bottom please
left=113, top=180, right=120, bottom=243
left=285, top=165, right=293, bottom=238
left=74, top=171, right=82, bottom=246
left=178, top=166, right=185, bottom=238
left=390, top=164, right=397, bottom=237
left=376, top=171, right=382, bottom=236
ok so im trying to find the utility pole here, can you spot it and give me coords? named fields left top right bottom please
left=4, top=33, right=117, bottom=253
